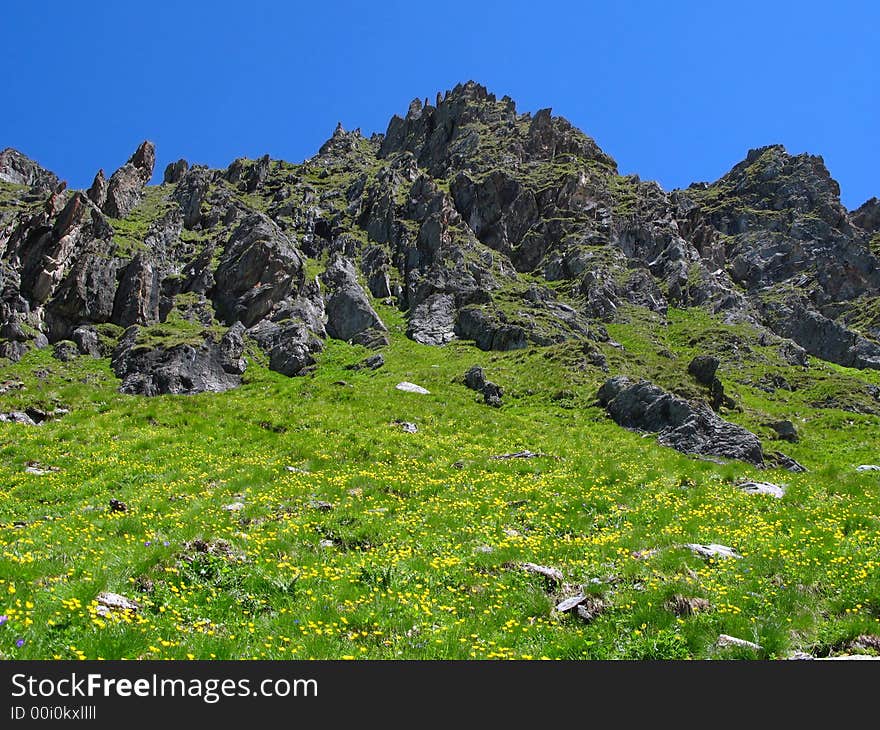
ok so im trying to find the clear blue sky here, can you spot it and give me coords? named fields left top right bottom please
left=2, top=1, right=876, bottom=208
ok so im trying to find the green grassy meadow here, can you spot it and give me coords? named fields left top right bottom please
left=2, top=304, right=880, bottom=659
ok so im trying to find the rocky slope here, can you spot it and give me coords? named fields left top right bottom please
left=1, top=80, right=878, bottom=406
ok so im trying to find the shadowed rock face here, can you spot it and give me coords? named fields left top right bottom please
left=0, top=148, right=60, bottom=192
left=597, top=376, right=765, bottom=466
left=111, top=322, right=246, bottom=396
left=1, top=81, right=879, bottom=396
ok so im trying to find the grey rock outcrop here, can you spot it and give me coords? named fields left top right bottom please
left=597, top=376, right=764, bottom=465
left=320, top=255, right=387, bottom=347
left=111, top=322, right=247, bottom=396
left=214, top=213, right=304, bottom=327
left=0, top=148, right=60, bottom=191
left=103, top=141, right=156, bottom=218
left=464, top=365, right=503, bottom=407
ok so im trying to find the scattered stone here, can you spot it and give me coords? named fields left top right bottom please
left=768, top=451, right=807, bottom=473
left=0, top=381, right=23, bottom=395
left=108, top=499, right=127, bottom=513
left=223, top=502, right=245, bottom=512
left=688, top=355, right=719, bottom=386
left=685, top=543, right=742, bottom=560
left=95, top=592, right=139, bottom=616
left=738, top=481, right=786, bottom=498
left=667, top=595, right=711, bottom=616
left=555, top=594, right=587, bottom=612
left=319, top=539, right=335, bottom=548
left=474, top=545, right=495, bottom=554
left=52, top=340, right=79, bottom=362
left=181, top=538, right=239, bottom=562
left=856, top=465, right=880, bottom=472
left=286, top=465, right=310, bottom=474
left=332, top=380, right=352, bottom=387
left=716, top=634, right=762, bottom=651
left=631, top=548, right=659, bottom=560
left=24, top=462, right=59, bottom=476
left=1, top=412, right=37, bottom=426
left=575, top=598, right=607, bottom=623
left=464, top=365, right=504, bottom=407
left=393, top=420, right=418, bottom=433
left=345, top=353, right=385, bottom=371
left=134, top=577, right=154, bottom=594
left=770, top=420, right=799, bottom=442
left=850, top=635, right=880, bottom=653
left=491, top=450, right=545, bottom=460
left=310, top=500, right=334, bottom=511
left=597, top=376, right=764, bottom=466
left=519, top=562, right=563, bottom=586
left=72, top=326, right=102, bottom=358
left=396, top=382, right=430, bottom=395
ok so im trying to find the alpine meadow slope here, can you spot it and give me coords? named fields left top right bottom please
left=1, top=82, right=879, bottom=660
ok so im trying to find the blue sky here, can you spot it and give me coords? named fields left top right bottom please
left=2, top=1, right=876, bottom=207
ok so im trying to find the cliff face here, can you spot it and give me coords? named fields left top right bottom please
left=1, top=81, right=878, bottom=393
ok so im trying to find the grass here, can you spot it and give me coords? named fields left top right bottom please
left=1, top=303, right=880, bottom=660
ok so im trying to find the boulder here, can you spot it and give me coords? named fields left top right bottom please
left=52, top=340, right=79, bottom=362
left=111, top=323, right=247, bottom=396
left=464, top=365, right=503, bottom=407
left=214, top=213, right=304, bottom=327
left=770, top=420, right=798, bottom=442
left=321, top=255, right=388, bottom=346
left=248, top=318, right=322, bottom=377
left=597, top=376, right=764, bottom=465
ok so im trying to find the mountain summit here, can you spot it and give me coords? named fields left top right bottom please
left=1, top=81, right=878, bottom=392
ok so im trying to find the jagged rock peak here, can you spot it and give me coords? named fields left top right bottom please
left=317, top=123, right=367, bottom=157
left=0, top=147, right=61, bottom=191
left=852, top=197, right=880, bottom=233
left=379, top=80, right=616, bottom=175
left=103, top=140, right=156, bottom=218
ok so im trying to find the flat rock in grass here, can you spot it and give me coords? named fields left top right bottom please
left=768, top=451, right=807, bottom=473
left=109, top=499, right=127, bottom=513
left=576, top=598, right=606, bottom=623
left=491, top=450, right=545, bottom=460
left=555, top=594, right=587, bottom=612
left=393, top=420, right=418, bottom=433
left=286, top=465, right=310, bottom=474
left=223, top=502, right=245, bottom=511
left=856, top=464, right=880, bottom=472
left=520, top=562, right=563, bottom=586
left=685, top=542, right=742, bottom=559
left=1, top=412, right=37, bottom=426
left=738, top=481, right=786, bottom=498
left=346, top=353, right=385, bottom=371
left=25, top=462, right=59, bottom=475
left=310, top=500, right=334, bottom=511
left=319, top=539, right=335, bottom=549
left=396, top=381, right=430, bottom=394
left=667, top=595, right=711, bottom=616
left=716, top=634, right=762, bottom=651
left=96, top=592, right=139, bottom=616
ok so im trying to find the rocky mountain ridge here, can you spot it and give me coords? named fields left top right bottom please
left=1, top=80, right=878, bottom=402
